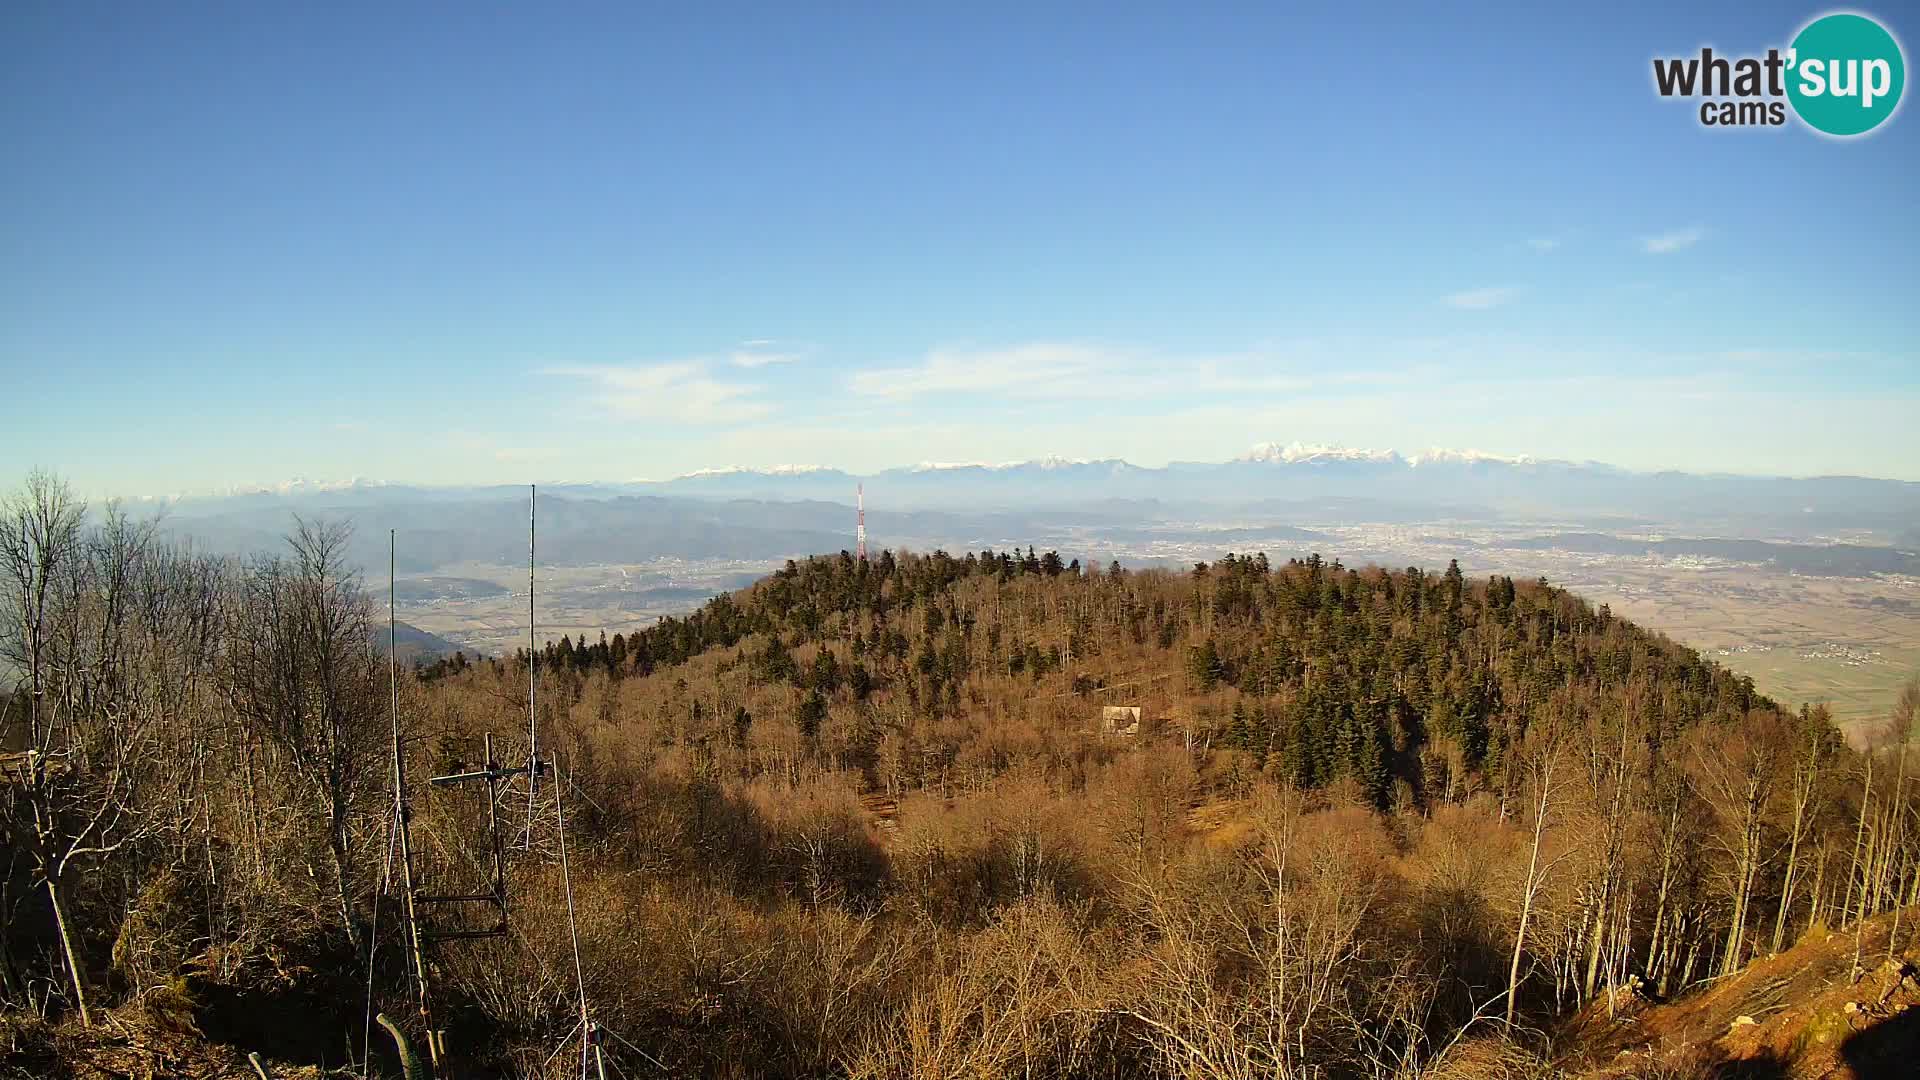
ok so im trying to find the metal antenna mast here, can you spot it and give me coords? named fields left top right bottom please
left=527, top=484, right=540, bottom=833
left=384, top=525, right=541, bottom=1076
left=524, top=485, right=605, bottom=1080
left=856, top=482, right=867, bottom=561
left=389, top=531, right=443, bottom=1072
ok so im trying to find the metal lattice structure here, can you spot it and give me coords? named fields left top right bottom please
left=383, top=498, right=551, bottom=1077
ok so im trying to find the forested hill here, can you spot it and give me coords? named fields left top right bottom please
left=454, top=546, right=1772, bottom=806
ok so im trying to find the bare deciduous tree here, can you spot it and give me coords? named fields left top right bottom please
left=1688, top=711, right=1789, bottom=978
left=0, top=476, right=167, bottom=1026
left=1506, top=722, right=1574, bottom=1024
left=219, top=517, right=385, bottom=950
left=1772, top=704, right=1836, bottom=955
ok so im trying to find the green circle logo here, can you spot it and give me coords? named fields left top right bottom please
left=1787, top=12, right=1906, bottom=136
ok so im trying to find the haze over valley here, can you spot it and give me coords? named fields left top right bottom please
left=153, top=443, right=1920, bottom=732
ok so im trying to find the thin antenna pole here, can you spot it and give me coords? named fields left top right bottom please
left=484, top=732, right=506, bottom=910
left=362, top=807, right=399, bottom=1071
left=527, top=484, right=539, bottom=835
left=390, top=530, right=439, bottom=1072
left=553, top=758, right=591, bottom=1080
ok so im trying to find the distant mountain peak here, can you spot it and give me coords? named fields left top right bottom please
left=231, top=476, right=390, bottom=496
left=909, top=461, right=996, bottom=472
left=677, top=464, right=832, bottom=480
left=1237, top=441, right=1404, bottom=465
left=1407, top=447, right=1538, bottom=467
left=905, top=456, right=1117, bottom=473
left=1232, top=442, right=1552, bottom=468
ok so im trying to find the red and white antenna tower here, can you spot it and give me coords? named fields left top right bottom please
left=856, top=483, right=868, bottom=560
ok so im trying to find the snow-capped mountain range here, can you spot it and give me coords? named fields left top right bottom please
left=623, top=442, right=1910, bottom=521
left=119, top=440, right=1916, bottom=587
left=673, top=443, right=1559, bottom=480
left=1234, top=442, right=1548, bottom=467
left=145, top=442, right=1914, bottom=528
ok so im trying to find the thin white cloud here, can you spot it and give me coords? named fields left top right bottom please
left=1526, top=237, right=1561, bottom=252
left=1641, top=226, right=1704, bottom=254
left=544, top=362, right=773, bottom=424
left=850, top=344, right=1107, bottom=400
left=845, top=343, right=1332, bottom=402
left=730, top=339, right=813, bottom=367
left=1444, top=286, right=1520, bottom=310
left=730, top=348, right=802, bottom=368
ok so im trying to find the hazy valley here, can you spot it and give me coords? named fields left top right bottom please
left=158, top=447, right=1920, bottom=735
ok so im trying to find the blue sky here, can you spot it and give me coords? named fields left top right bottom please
left=3, top=1, right=1916, bottom=495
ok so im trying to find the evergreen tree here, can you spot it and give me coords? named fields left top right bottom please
left=796, top=690, right=828, bottom=742
left=1187, top=640, right=1223, bottom=691
left=1227, top=699, right=1253, bottom=748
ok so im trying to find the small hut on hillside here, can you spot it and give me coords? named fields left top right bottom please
left=1100, top=705, right=1144, bottom=737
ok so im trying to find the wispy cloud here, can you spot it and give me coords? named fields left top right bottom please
left=1641, top=226, right=1704, bottom=254
left=730, top=340, right=804, bottom=368
left=851, top=344, right=1108, bottom=400
left=544, top=361, right=773, bottom=424
left=1443, top=286, right=1520, bottom=310
left=1526, top=237, right=1561, bottom=253
left=846, top=343, right=1327, bottom=402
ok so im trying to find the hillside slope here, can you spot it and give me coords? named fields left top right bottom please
left=488, top=547, right=1773, bottom=809
left=14, top=538, right=1916, bottom=1080
left=376, top=619, right=475, bottom=663
left=1562, top=907, right=1919, bottom=1079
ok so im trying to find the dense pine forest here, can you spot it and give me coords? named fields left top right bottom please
left=4, top=468, right=1919, bottom=1079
